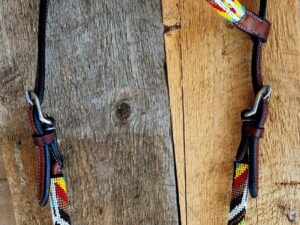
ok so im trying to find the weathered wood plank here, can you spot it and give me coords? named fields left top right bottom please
left=165, top=0, right=300, bottom=224
left=162, top=0, right=186, bottom=224
left=0, top=1, right=179, bottom=224
left=0, top=150, right=16, bottom=225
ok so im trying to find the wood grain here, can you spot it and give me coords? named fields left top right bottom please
left=0, top=150, right=16, bottom=225
left=0, top=1, right=179, bottom=224
left=162, top=0, right=186, bottom=224
left=164, top=0, right=300, bottom=224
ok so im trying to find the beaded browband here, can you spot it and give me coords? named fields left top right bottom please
left=25, top=0, right=270, bottom=225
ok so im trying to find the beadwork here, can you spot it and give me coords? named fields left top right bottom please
left=207, top=0, right=246, bottom=22
left=50, top=176, right=71, bottom=225
left=228, top=163, right=249, bottom=225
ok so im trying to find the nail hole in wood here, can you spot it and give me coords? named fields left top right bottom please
left=16, top=140, right=22, bottom=146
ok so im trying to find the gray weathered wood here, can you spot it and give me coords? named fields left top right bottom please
left=0, top=1, right=179, bottom=224
left=0, top=149, right=16, bottom=225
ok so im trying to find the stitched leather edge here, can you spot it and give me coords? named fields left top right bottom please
left=235, top=9, right=271, bottom=42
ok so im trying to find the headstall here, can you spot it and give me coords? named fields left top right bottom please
left=25, top=0, right=271, bottom=225
left=26, top=0, right=71, bottom=224
left=207, top=0, right=271, bottom=224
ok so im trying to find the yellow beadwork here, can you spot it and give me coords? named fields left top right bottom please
left=207, top=0, right=246, bottom=22
left=234, top=163, right=248, bottom=179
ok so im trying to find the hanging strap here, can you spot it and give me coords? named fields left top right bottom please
left=207, top=0, right=272, bottom=224
left=26, top=0, right=71, bottom=224
left=207, top=0, right=271, bottom=42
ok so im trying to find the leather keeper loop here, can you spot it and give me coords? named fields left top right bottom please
left=33, top=132, right=55, bottom=146
left=234, top=9, right=271, bottom=42
left=244, top=124, right=264, bottom=138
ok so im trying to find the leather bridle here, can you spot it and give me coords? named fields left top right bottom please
left=25, top=0, right=271, bottom=225
left=26, top=0, right=71, bottom=224
left=208, top=0, right=272, bottom=224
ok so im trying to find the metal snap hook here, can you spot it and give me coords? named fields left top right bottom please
left=243, top=85, right=272, bottom=118
left=25, top=91, right=53, bottom=125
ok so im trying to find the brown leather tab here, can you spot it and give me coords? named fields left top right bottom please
left=33, top=132, right=54, bottom=146
left=235, top=9, right=271, bottom=42
left=37, top=147, right=45, bottom=202
left=52, top=163, right=62, bottom=176
left=244, top=125, right=264, bottom=138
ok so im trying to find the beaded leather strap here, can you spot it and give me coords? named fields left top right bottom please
left=207, top=0, right=246, bottom=22
left=207, top=0, right=272, bottom=224
left=208, top=0, right=271, bottom=41
left=26, top=0, right=71, bottom=224
left=24, top=1, right=271, bottom=225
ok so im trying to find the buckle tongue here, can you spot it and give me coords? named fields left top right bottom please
left=26, top=91, right=53, bottom=125
left=243, top=85, right=272, bottom=118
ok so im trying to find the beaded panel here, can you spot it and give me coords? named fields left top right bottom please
left=50, top=176, right=71, bottom=225
left=207, top=0, right=246, bottom=22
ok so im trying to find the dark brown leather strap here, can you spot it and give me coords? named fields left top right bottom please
left=244, top=124, right=264, bottom=138
left=33, top=132, right=55, bottom=147
left=235, top=9, right=271, bottom=42
left=37, top=147, right=45, bottom=202
left=26, top=0, right=64, bottom=209
left=233, top=0, right=272, bottom=199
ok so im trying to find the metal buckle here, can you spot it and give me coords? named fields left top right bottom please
left=25, top=91, right=53, bottom=125
left=243, top=85, right=272, bottom=118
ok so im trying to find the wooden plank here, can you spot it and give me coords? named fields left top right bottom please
left=164, top=0, right=300, bottom=224
left=162, top=1, right=186, bottom=224
left=0, top=150, right=16, bottom=225
left=0, top=1, right=180, bottom=224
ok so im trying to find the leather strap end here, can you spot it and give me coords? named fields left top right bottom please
left=52, top=163, right=63, bottom=176
left=235, top=9, right=271, bottom=42
left=33, top=132, right=55, bottom=147
left=244, top=124, right=264, bottom=138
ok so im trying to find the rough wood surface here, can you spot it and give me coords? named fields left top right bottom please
left=0, top=150, right=16, bottom=225
left=163, top=0, right=300, bottom=224
left=0, top=1, right=179, bottom=224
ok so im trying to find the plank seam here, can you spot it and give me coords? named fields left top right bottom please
left=177, top=0, right=188, bottom=224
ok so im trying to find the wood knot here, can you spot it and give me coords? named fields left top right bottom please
left=115, top=101, right=131, bottom=123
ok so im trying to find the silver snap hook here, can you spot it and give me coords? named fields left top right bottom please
left=243, top=86, right=272, bottom=118
left=25, top=91, right=53, bottom=125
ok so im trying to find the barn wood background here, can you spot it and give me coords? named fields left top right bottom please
left=0, top=1, right=179, bottom=225
left=0, top=0, right=299, bottom=225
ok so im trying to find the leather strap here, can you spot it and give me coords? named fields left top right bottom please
left=36, top=146, right=51, bottom=207
left=33, top=132, right=55, bottom=147
left=236, top=0, right=271, bottom=198
left=235, top=9, right=271, bottom=42
left=228, top=0, right=271, bottom=224
left=35, top=0, right=49, bottom=103
left=26, top=2, right=71, bottom=223
left=244, top=124, right=264, bottom=138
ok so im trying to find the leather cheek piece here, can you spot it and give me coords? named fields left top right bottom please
left=235, top=9, right=271, bottom=42
left=244, top=124, right=264, bottom=138
left=33, top=132, right=55, bottom=147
